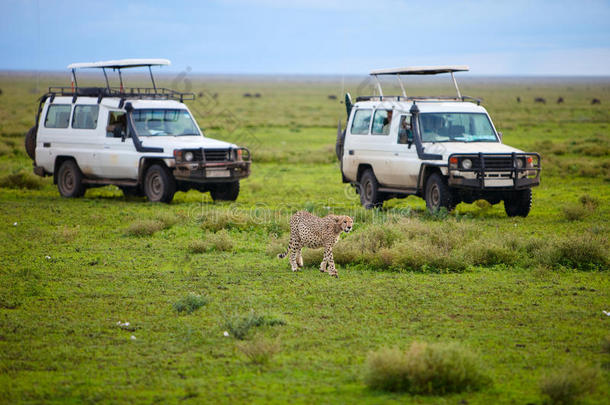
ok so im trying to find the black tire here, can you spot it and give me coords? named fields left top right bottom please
left=504, top=189, right=532, bottom=217
left=425, top=173, right=455, bottom=213
left=57, top=160, right=86, bottom=198
left=120, top=185, right=144, bottom=198
left=143, top=164, right=176, bottom=203
left=359, top=169, right=383, bottom=209
left=210, top=181, right=240, bottom=201
left=25, top=126, right=37, bottom=160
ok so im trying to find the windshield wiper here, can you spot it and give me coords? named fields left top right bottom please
left=176, top=133, right=200, bottom=136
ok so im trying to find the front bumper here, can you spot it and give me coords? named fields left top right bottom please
left=447, top=152, right=541, bottom=190
left=173, top=160, right=251, bottom=183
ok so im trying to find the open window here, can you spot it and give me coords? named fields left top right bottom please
left=106, top=111, right=127, bottom=138
left=371, top=109, right=392, bottom=135
left=397, top=115, right=413, bottom=144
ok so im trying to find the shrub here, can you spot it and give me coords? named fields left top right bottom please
left=238, top=338, right=280, bottom=365
left=189, top=231, right=233, bottom=253
left=155, top=212, right=179, bottom=228
left=553, top=235, right=608, bottom=270
left=364, top=342, right=489, bottom=394
left=126, top=220, right=164, bottom=236
left=225, top=311, right=286, bottom=340
left=0, top=171, right=45, bottom=190
left=540, top=362, right=599, bottom=405
left=561, top=204, right=589, bottom=221
left=173, top=293, right=208, bottom=314
left=200, top=210, right=253, bottom=232
left=579, top=194, right=599, bottom=210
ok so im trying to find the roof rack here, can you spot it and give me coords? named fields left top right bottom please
left=46, top=86, right=195, bottom=103
left=355, top=94, right=481, bottom=105
left=369, top=65, right=470, bottom=99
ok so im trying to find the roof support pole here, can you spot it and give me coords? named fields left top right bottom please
left=148, top=66, right=157, bottom=91
left=102, top=68, right=110, bottom=91
left=71, top=68, right=78, bottom=91
left=117, top=69, right=124, bottom=92
left=396, top=75, right=407, bottom=98
left=373, top=75, right=383, bottom=97
left=450, top=71, right=462, bottom=99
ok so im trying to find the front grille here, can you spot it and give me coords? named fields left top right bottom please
left=467, top=157, right=515, bottom=170
left=204, top=149, right=230, bottom=162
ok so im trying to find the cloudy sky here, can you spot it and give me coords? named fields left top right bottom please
left=1, top=0, right=609, bottom=75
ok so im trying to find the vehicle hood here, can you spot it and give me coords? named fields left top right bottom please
left=423, top=142, right=525, bottom=159
left=138, top=135, right=237, bottom=154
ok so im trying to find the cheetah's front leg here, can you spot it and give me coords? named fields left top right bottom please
left=324, top=246, right=338, bottom=278
left=289, top=244, right=302, bottom=272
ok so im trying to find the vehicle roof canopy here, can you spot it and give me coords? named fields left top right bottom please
left=368, top=65, right=470, bottom=99
left=370, top=65, right=469, bottom=75
left=67, top=59, right=171, bottom=70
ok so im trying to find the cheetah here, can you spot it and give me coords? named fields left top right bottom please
left=277, top=211, right=353, bottom=277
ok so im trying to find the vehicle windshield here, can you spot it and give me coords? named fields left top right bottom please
left=419, top=113, right=498, bottom=143
left=132, top=109, right=200, bottom=136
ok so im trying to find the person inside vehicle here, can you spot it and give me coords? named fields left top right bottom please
left=398, top=116, right=412, bottom=144
left=381, top=110, right=393, bottom=135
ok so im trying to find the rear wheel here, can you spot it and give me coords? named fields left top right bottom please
left=425, top=173, right=455, bottom=213
left=25, top=126, right=37, bottom=160
left=143, top=164, right=176, bottom=203
left=504, top=189, right=532, bottom=217
left=359, top=169, right=383, bottom=209
left=57, top=160, right=86, bottom=198
left=210, top=181, right=240, bottom=201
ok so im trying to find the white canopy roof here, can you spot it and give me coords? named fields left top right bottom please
left=370, top=65, right=469, bottom=75
left=67, top=58, right=171, bottom=69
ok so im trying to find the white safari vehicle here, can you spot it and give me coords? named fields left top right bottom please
left=26, top=59, right=251, bottom=203
left=336, top=66, right=541, bottom=217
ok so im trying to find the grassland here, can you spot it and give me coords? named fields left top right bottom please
left=0, top=72, right=609, bottom=404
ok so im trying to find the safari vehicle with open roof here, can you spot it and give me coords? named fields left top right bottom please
left=336, top=66, right=541, bottom=217
left=25, top=59, right=251, bottom=203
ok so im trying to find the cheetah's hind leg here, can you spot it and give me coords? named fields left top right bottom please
left=297, top=248, right=304, bottom=268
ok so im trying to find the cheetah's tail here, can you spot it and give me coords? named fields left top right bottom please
left=277, top=247, right=288, bottom=259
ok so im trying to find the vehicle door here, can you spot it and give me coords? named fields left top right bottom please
left=98, top=109, right=139, bottom=179
left=64, top=102, right=100, bottom=178
left=386, top=113, right=420, bottom=188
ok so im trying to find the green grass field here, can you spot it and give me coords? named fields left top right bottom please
left=0, top=73, right=609, bottom=404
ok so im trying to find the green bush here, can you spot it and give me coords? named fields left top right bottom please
left=553, top=235, right=608, bottom=270
left=173, top=293, right=208, bottom=314
left=364, top=342, right=489, bottom=394
left=540, top=362, right=599, bottom=405
left=561, top=204, right=589, bottom=221
left=0, top=171, right=45, bottom=190
left=225, top=311, right=286, bottom=340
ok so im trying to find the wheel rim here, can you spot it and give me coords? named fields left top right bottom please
left=428, top=183, right=440, bottom=208
left=61, top=168, right=75, bottom=193
left=364, top=180, right=373, bottom=201
left=147, top=171, right=163, bottom=199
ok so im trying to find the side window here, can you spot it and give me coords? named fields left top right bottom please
left=371, top=109, right=392, bottom=135
left=72, top=105, right=99, bottom=130
left=106, top=111, right=127, bottom=137
left=44, top=104, right=71, bottom=128
left=350, top=109, right=372, bottom=135
left=397, top=115, right=413, bottom=144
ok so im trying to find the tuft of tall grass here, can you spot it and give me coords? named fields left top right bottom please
left=0, top=171, right=45, bottom=190
left=200, top=210, right=255, bottom=232
left=561, top=204, right=590, bottom=221
left=189, top=230, right=233, bottom=252
left=126, top=220, right=165, bottom=236
left=553, top=234, right=608, bottom=271
left=173, top=293, right=208, bottom=314
left=225, top=311, right=286, bottom=340
left=364, top=342, right=489, bottom=394
left=238, top=338, right=280, bottom=365
left=540, top=362, right=599, bottom=405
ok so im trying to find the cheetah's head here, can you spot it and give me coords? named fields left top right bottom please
left=334, top=215, right=353, bottom=233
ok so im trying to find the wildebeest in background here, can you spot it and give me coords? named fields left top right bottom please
left=254, top=93, right=261, bottom=98
left=0, top=88, right=3, bottom=96
left=591, top=98, right=601, bottom=105
left=534, top=97, right=546, bottom=104
left=328, top=95, right=338, bottom=100
left=557, top=97, right=564, bottom=104
left=197, top=91, right=204, bottom=98
left=243, top=93, right=252, bottom=98
left=213, top=93, right=218, bottom=99
left=516, top=96, right=521, bottom=103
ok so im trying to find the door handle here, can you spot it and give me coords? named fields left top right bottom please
left=348, top=150, right=354, bottom=155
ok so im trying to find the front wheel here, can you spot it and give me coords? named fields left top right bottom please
left=143, top=164, right=176, bottom=203
left=425, top=173, right=455, bottom=213
left=504, top=189, right=532, bottom=217
left=57, top=160, right=86, bottom=198
left=210, top=181, right=240, bottom=201
left=359, top=169, right=383, bottom=209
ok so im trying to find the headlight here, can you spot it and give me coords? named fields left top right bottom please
left=461, top=158, right=472, bottom=170
left=515, top=158, right=524, bottom=169
left=184, top=151, right=194, bottom=162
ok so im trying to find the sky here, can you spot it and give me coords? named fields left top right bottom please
left=1, top=0, right=609, bottom=76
